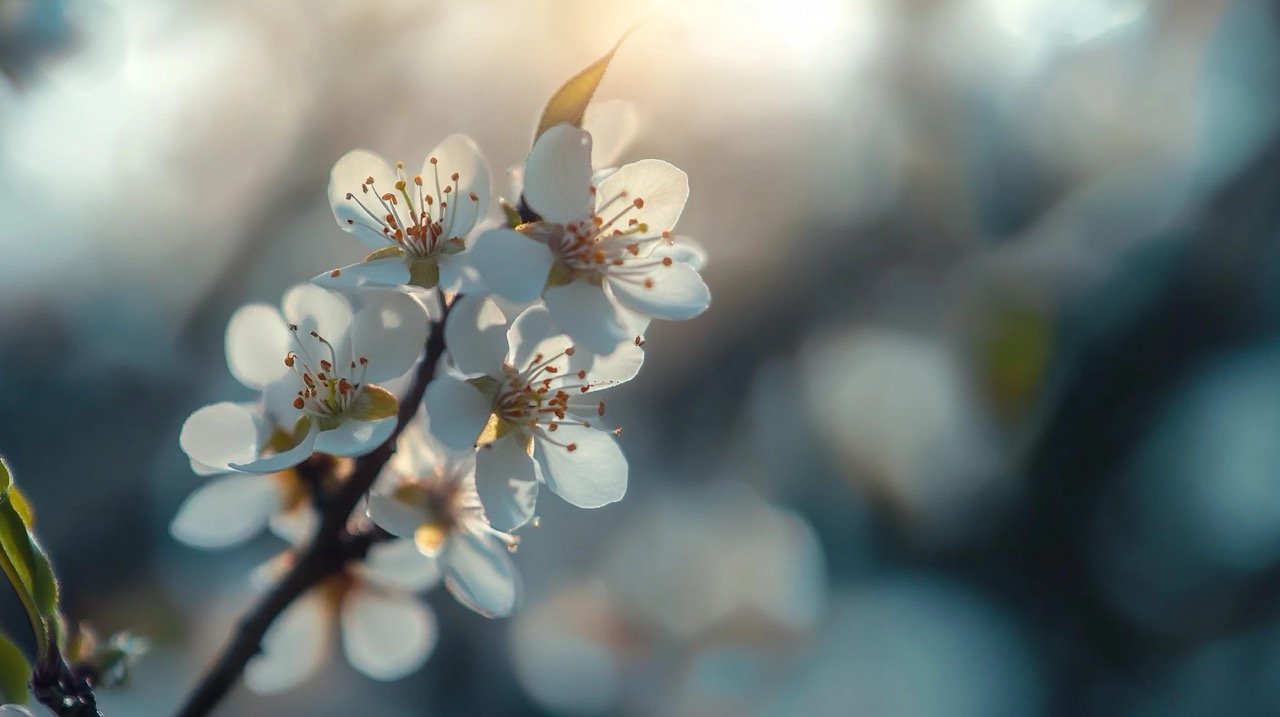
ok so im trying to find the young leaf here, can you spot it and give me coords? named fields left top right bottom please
left=534, top=28, right=635, bottom=142
left=0, top=634, right=29, bottom=705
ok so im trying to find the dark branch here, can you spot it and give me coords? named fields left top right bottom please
left=172, top=303, right=452, bottom=717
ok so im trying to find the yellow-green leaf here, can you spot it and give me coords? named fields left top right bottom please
left=0, top=633, right=30, bottom=705
left=534, top=29, right=635, bottom=141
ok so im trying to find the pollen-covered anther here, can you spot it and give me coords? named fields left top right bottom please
left=643, top=278, right=655, bottom=289
left=414, top=175, right=423, bottom=186
left=284, top=353, right=296, bottom=367
left=662, top=257, right=673, bottom=266
left=330, top=268, right=341, bottom=277
left=469, top=192, right=479, bottom=201
left=566, top=443, right=578, bottom=452
left=293, top=397, right=305, bottom=409
left=597, top=401, right=606, bottom=417
left=632, top=197, right=644, bottom=209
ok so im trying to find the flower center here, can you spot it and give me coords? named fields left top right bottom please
left=284, top=324, right=368, bottom=419
left=543, top=189, right=675, bottom=289
left=486, top=346, right=611, bottom=453
left=342, top=158, right=479, bottom=260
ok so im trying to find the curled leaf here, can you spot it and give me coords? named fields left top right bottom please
left=0, top=633, right=29, bottom=705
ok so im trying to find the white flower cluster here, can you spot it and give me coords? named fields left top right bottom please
left=171, top=102, right=709, bottom=691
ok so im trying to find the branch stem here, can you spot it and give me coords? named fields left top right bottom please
left=173, top=301, right=452, bottom=717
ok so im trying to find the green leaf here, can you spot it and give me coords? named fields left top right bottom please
left=534, top=28, right=636, bottom=141
left=0, top=458, right=11, bottom=493
left=0, top=633, right=30, bottom=705
left=0, top=463, right=60, bottom=658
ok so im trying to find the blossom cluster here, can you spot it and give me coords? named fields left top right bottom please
left=172, top=101, right=709, bottom=691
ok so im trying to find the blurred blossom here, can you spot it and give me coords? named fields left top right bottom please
left=767, top=578, right=1044, bottom=717
left=990, top=0, right=1149, bottom=45
left=511, top=483, right=825, bottom=715
left=800, top=327, right=1007, bottom=545
left=1089, top=343, right=1280, bottom=635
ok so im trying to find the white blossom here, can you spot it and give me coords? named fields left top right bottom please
left=424, top=296, right=641, bottom=528
left=367, top=411, right=521, bottom=618
left=470, top=125, right=710, bottom=354
left=315, top=135, right=490, bottom=293
left=179, top=284, right=426, bottom=474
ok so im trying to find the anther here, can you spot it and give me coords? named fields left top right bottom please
left=633, top=197, right=644, bottom=208
left=598, top=401, right=606, bottom=417
left=662, top=257, right=673, bottom=266
left=643, top=278, right=655, bottom=288
left=284, top=354, right=296, bottom=367
left=451, top=172, right=460, bottom=181
left=566, top=443, right=578, bottom=452
left=293, top=397, right=305, bottom=409
left=330, top=268, right=341, bottom=277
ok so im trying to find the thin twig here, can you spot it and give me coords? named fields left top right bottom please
left=173, top=301, right=452, bottom=717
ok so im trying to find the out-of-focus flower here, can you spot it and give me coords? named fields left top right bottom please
left=470, top=125, right=709, bottom=354
left=507, top=99, right=642, bottom=199
left=425, top=298, right=641, bottom=525
left=367, top=412, right=521, bottom=618
left=245, top=538, right=440, bottom=693
left=315, top=135, right=490, bottom=292
left=511, top=483, right=825, bottom=716
left=179, top=284, right=427, bottom=474
left=169, top=454, right=348, bottom=549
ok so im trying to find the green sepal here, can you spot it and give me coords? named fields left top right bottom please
left=352, top=385, right=399, bottom=422
left=500, top=200, right=523, bottom=229
left=534, top=28, right=636, bottom=141
left=408, top=258, right=440, bottom=289
left=364, top=246, right=405, bottom=262
left=0, top=458, right=59, bottom=660
left=0, top=632, right=30, bottom=705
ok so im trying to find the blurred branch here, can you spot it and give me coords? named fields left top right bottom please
left=172, top=301, right=452, bottom=717
left=31, top=647, right=100, bottom=717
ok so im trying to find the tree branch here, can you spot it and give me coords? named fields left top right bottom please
left=172, top=302, right=452, bottom=717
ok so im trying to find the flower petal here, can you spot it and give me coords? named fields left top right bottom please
left=583, top=341, right=644, bottom=388
left=424, top=134, right=490, bottom=240
left=543, top=280, right=627, bottom=354
left=444, top=531, right=520, bottom=618
left=328, top=149, right=399, bottom=250
left=507, top=304, right=573, bottom=370
left=245, top=593, right=330, bottom=694
left=424, top=375, right=493, bottom=451
left=475, top=436, right=540, bottom=531
left=650, top=235, right=707, bottom=271
left=361, top=539, right=442, bottom=592
left=170, top=474, right=280, bottom=549
left=282, top=283, right=354, bottom=347
left=311, top=257, right=410, bottom=290
left=230, top=424, right=318, bottom=473
left=367, top=491, right=426, bottom=540
left=468, top=228, right=554, bottom=304
left=225, top=304, right=290, bottom=390
left=268, top=507, right=317, bottom=547
left=535, top=425, right=627, bottom=509
left=350, top=291, right=428, bottom=383
left=607, top=261, right=710, bottom=321
left=583, top=99, right=641, bottom=170
left=179, top=402, right=265, bottom=471
left=594, top=159, right=688, bottom=235
left=314, top=417, right=395, bottom=457
left=523, top=125, right=593, bottom=223
left=341, top=587, right=437, bottom=681
left=445, top=294, right=508, bottom=377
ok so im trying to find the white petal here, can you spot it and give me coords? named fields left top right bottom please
left=189, top=458, right=225, bottom=477
left=468, top=228, right=554, bottom=304
left=361, top=539, right=442, bottom=592
left=424, top=375, right=493, bottom=451
left=475, top=436, right=540, bottom=531
left=231, top=425, right=318, bottom=473
left=445, top=294, right=508, bottom=377
left=328, top=149, right=399, bottom=250
left=311, top=257, right=410, bottom=290
left=350, top=291, right=428, bottom=383
left=179, top=402, right=265, bottom=471
left=225, top=304, right=290, bottom=390
left=607, top=261, right=710, bottom=320
left=268, top=507, right=317, bottom=547
left=341, top=587, right=437, bottom=681
left=535, top=425, right=627, bottom=509
left=444, top=532, right=519, bottom=618
left=314, top=417, right=396, bottom=457
left=245, top=594, right=330, bottom=694
left=544, top=280, right=627, bottom=354
left=583, top=99, right=641, bottom=170
left=424, top=134, right=491, bottom=240
left=524, top=125, right=594, bottom=223
left=507, top=304, right=573, bottom=370
left=282, top=283, right=354, bottom=347
left=650, top=235, right=707, bottom=271
left=595, top=159, right=688, bottom=235
left=584, top=340, right=644, bottom=388
left=367, top=491, right=426, bottom=539
left=387, top=411, right=456, bottom=477
left=170, top=474, right=280, bottom=549
left=0, top=706, right=34, bottom=716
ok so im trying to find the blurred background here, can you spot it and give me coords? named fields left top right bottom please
left=2, top=0, right=1280, bottom=714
